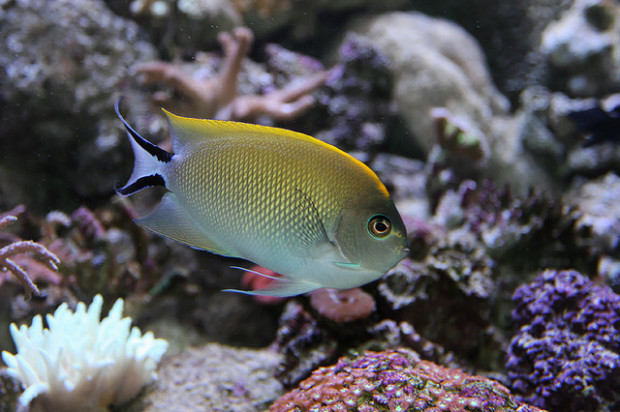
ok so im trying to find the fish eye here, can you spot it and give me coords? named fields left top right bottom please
left=368, top=215, right=392, bottom=238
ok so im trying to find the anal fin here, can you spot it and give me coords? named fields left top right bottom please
left=138, top=192, right=237, bottom=258
left=223, top=270, right=321, bottom=297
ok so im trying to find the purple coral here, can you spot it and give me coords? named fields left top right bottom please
left=271, top=349, right=543, bottom=412
left=315, top=33, right=395, bottom=155
left=507, top=269, right=620, bottom=410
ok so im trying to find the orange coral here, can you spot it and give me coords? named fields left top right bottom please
left=230, top=0, right=291, bottom=17
left=137, top=27, right=328, bottom=122
left=309, top=287, right=376, bottom=322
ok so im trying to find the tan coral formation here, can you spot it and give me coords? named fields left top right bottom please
left=137, top=27, right=329, bottom=122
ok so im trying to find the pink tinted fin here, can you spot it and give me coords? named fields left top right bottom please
left=229, top=266, right=280, bottom=280
left=223, top=271, right=321, bottom=297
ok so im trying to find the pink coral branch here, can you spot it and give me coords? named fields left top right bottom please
left=1, top=241, right=61, bottom=271
left=216, top=27, right=254, bottom=105
left=228, top=70, right=329, bottom=121
left=0, top=215, right=17, bottom=231
left=0, top=215, right=61, bottom=297
left=1, top=259, right=40, bottom=296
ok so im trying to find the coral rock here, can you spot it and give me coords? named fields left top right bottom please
left=541, top=0, right=620, bottom=96
left=131, top=342, right=283, bottom=411
left=0, top=0, right=156, bottom=207
left=565, top=172, right=620, bottom=254
left=377, top=236, right=498, bottom=362
left=315, top=33, right=396, bottom=157
left=350, top=12, right=508, bottom=156
left=272, top=301, right=338, bottom=388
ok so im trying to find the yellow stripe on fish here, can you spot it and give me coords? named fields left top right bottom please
left=115, top=97, right=408, bottom=296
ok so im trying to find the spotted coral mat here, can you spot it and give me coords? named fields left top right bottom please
left=271, top=348, right=545, bottom=412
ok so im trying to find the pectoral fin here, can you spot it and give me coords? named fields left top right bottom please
left=138, top=192, right=238, bottom=258
left=311, top=240, right=358, bottom=268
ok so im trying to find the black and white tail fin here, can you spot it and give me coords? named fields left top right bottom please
left=115, top=97, right=173, bottom=196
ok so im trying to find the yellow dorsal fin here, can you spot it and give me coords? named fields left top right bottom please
left=163, top=109, right=319, bottom=152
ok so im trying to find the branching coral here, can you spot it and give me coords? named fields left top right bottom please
left=37, top=203, right=194, bottom=303
left=507, top=269, right=620, bottom=411
left=0, top=212, right=60, bottom=297
left=137, top=26, right=328, bottom=121
left=2, top=294, right=168, bottom=411
left=271, top=348, right=544, bottom=412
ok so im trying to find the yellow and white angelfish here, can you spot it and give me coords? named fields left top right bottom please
left=115, top=98, right=408, bottom=297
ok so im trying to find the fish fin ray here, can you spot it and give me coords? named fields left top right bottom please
left=292, top=192, right=356, bottom=267
left=138, top=193, right=238, bottom=257
left=291, top=188, right=331, bottom=249
left=223, top=276, right=321, bottom=297
left=230, top=266, right=280, bottom=280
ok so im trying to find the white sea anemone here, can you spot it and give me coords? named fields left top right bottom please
left=2, top=295, right=168, bottom=412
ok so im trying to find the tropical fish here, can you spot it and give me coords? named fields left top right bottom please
left=568, top=101, right=620, bottom=147
left=115, top=98, right=408, bottom=297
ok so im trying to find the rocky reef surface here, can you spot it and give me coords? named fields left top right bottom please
left=133, top=343, right=283, bottom=411
left=1, top=0, right=620, bottom=411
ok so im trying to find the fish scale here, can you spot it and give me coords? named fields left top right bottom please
left=115, top=98, right=408, bottom=296
left=176, top=142, right=326, bottom=245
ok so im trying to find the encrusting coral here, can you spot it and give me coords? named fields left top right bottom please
left=309, top=287, right=376, bottom=324
left=2, top=294, right=168, bottom=412
left=137, top=26, right=329, bottom=121
left=271, top=348, right=545, bottom=412
left=0, top=211, right=60, bottom=297
left=507, top=268, right=620, bottom=411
